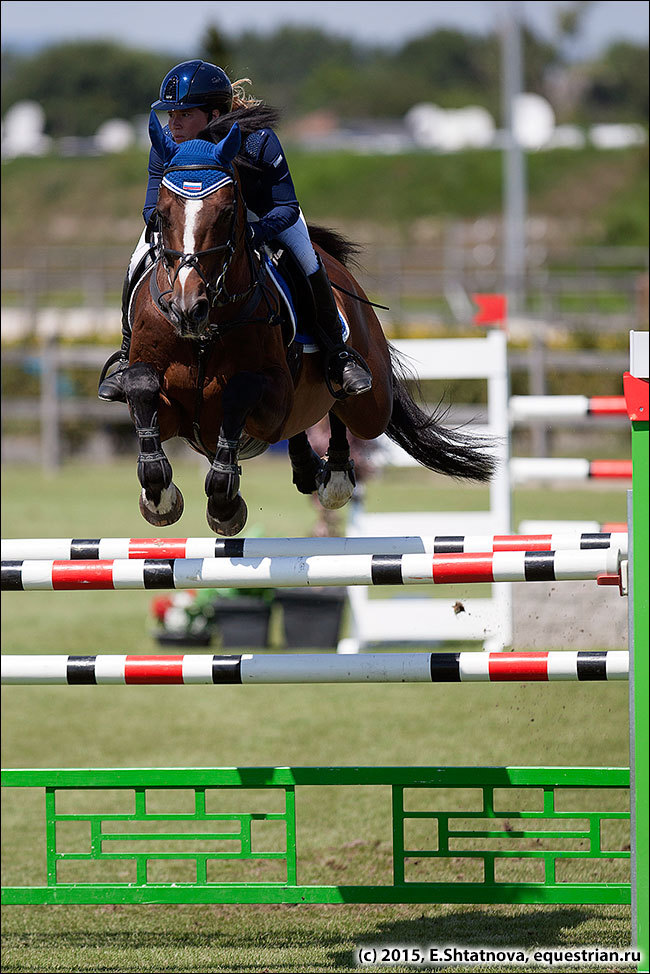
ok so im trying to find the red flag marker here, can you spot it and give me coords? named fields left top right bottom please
left=472, top=293, right=507, bottom=327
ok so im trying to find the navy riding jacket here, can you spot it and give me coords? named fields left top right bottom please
left=142, top=125, right=301, bottom=247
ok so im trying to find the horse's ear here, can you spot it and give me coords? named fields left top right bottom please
left=148, top=110, right=177, bottom=163
left=213, top=122, right=241, bottom=166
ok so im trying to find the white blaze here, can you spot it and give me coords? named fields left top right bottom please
left=179, top=199, right=203, bottom=301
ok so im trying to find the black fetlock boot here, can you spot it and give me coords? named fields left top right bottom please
left=307, top=261, right=372, bottom=397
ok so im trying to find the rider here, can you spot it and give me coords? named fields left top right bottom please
left=99, top=59, right=372, bottom=402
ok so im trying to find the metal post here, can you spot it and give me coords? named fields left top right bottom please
left=500, top=2, right=527, bottom=317
left=39, top=337, right=61, bottom=472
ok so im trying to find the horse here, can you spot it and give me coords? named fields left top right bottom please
left=119, top=112, right=495, bottom=537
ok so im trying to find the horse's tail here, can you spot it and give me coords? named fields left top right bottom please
left=385, top=345, right=497, bottom=483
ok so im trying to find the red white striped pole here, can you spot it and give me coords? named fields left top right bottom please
left=0, top=651, right=629, bottom=685
left=0, top=531, right=628, bottom=562
left=510, top=395, right=627, bottom=422
left=1, top=548, right=623, bottom=592
left=510, top=458, right=632, bottom=484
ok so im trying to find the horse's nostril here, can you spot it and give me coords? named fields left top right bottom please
left=190, top=299, right=210, bottom=324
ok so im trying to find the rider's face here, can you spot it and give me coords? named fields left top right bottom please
left=168, top=108, right=218, bottom=143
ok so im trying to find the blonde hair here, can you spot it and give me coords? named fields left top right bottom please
left=231, top=78, right=263, bottom=110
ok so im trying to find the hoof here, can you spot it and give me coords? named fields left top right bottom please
left=206, top=494, right=248, bottom=536
left=317, top=469, right=355, bottom=510
left=139, top=484, right=184, bottom=526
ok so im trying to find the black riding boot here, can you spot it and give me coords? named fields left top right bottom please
left=98, top=337, right=130, bottom=402
left=307, top=261, right=372, bottom=397
left=98, top=273, right=132, bottom=402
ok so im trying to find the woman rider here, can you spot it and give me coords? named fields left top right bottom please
left=98, top=59, right=372, bottom=401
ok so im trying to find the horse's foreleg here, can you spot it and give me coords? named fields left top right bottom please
left=204, top=371, right=266, bottom=536
left=318, top=411, right=356, bottom=510
left=123, top=362, right=184, bottom=526
left=288, top=432, right=326, bottom=494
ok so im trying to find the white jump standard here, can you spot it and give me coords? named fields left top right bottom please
left=1, top=548, right=623, bottom=591
left=0, top=651, right=630, bottom=685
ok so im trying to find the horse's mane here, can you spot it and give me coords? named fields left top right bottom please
left=201, top=105, right=363, bottom=269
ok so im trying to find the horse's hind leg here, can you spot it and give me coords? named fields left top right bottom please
left=123, top=362, right=184, bottom=526
left=288, top=432, right=325, bottom=494
left=318, top=411, right=356, bottom=510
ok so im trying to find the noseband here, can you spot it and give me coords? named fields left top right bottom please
left=150, top=163, right=262, bottom=329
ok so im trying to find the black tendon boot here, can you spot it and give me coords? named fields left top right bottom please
left=307, top=261, right=372, bottom=397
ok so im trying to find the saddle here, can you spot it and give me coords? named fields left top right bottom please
left=267, top=243, right=316, bottom=344
left=266, top=243, right=350, bottom=354
left=265, top=243, right=316, bottom=382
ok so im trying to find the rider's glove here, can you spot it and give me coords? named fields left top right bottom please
left=246, top=222, right=262, bottom=249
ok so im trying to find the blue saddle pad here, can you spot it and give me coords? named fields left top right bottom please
left=264, top=257, right=349, bottom=352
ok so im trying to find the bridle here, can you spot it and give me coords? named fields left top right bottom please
left=149, top=162, right=268, bottom=330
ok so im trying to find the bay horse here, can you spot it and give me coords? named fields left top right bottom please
left=120, top=112, right=494, bottom=536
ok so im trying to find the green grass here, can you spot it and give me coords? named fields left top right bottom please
left=1, top=459, right=633, bottom=973
left=1, top=144, right=648, bottom=250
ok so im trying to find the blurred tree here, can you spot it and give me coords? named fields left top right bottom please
left=0, top=41, right=172, bottom=136
left=555, top=0, right=595, bottom=57
left=1, top=48, right=24, bottom=86
left=1, top=26, right=647, bottom=139
left=200, top=23, right=232, bottom=69
left=394, top=29, right=489, bottom=92
left=232, top=26, right=365, bottom=113
left=581, top=42, right=649, bottom=122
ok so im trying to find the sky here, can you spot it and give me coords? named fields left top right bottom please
left=1, top=0, right=648, bottom=58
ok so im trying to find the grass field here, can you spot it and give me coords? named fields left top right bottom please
left=2, top=144, right=648, bottom=250
left=1, top=458, right=635, bottom=973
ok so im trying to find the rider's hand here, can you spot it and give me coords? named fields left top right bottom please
left=246, top=223, right=262, bottom=248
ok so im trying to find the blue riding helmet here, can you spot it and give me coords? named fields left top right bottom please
left=151, top=60, right=233, bottom=112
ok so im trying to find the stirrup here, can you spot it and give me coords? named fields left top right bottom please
left=325, top=348, right=372, bottom=399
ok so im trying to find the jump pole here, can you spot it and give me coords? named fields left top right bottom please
left=510, top=457, right=632, bottom=484
left=509, top=394, right=627, bottom=421
left=1, top=651, right=629, bottom=686
left=0, top=530, right=628, bottom=561
left=1, top=547, right=623, bottom=591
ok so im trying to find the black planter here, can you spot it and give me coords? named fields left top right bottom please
left=214, top=597, right=273, bottom=648
left=155, top=630, right=213, bottom=648
left=277, top=588, right=347, bottom=649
